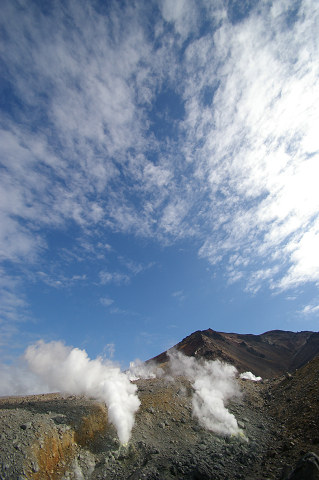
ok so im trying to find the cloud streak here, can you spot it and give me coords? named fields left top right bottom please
left=185, top=1, right=319, bottom=291
left=299, top=304, right=319, bottom=316
left=1, top=0, right=319, bottom=356
left=2, top=0, right=318, bottom=287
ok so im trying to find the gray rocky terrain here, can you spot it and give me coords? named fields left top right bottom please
left=1, top=330, right=319, bottom=480
left=1, top=371, right=318, bottom=480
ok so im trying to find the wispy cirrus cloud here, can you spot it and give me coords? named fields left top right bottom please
left=99, top=258, right=154, bottom=285
left=99, top=271, right=131, bottom=286
left=0, top=281, right=28, bottom=324
left=182, top=1, right=319, bottom=291
left=172, top=290, right=186, bottom=302
left=2, top=0, right=318, bottom=281
left=1, top=0, right=319, bottom=360
left=0, top=270, right=30, bottom=357
left=100, top=297, right=114, bottom=307
left=159, top=0, right=200, bottom=39
left=37, top=271, right=87, bottom=289
left=299, top=304, right=319, bottom=316
left=0, top=0, right=165, bottom=264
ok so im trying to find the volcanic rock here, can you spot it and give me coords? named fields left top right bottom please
left=150, top=329, right=319, bottom=378
left=0, top=329, right=318, bottom=479
left=286, top=452, right=319, bottom=480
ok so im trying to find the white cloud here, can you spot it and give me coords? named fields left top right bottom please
left=0, top=271, right=31, bottom=358
left=99, top=258, right=154, bottom=287
left=172, top=290, right=186, bottom=301
left=160, top=199, right=190, bottom=236
left=0, top=213, right=44, bottom=263
left=0, top=0, right=319, bottom=362
left=160, top=0, right=199, bottom=38
left=100, top=297, right=114, bottom=307
left=0, top=271, right=28, bottom=324
left=245, top=267, right=280, bottom=294
left=0, top=0, right=166, bottom=264
left=118, top=257, right=148, bottom=275
left=99, top=271, right=130, bottom=286
left=277, top=227, right=319, bottom=289
left=184, top=0, right=319, bottom=291
left=143, top=163, right=172, bottom=189
left=299, top=304, right=319, bottom=315
left=37, top=271, right=87, bottom=289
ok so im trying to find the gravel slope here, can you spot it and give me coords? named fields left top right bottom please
left=0, top=367, right=318, bottom=480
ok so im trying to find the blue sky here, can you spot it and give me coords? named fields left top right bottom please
left=1, top=0, right=319, bottom=368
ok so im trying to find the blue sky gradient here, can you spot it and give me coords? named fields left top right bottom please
left=1, top=0, right=319, bottom=368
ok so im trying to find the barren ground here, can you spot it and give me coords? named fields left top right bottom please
left=0, top=360, right=319, bottom=479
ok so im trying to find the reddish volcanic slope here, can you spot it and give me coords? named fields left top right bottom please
left=150, top=329, right=319, bottom=378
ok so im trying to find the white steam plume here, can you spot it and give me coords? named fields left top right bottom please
left=240, top=371, right=262, bottom=382
left=24, top=340, right=140, bottom=444
left=126, top=359, right=164, bottom=381
left=0, top=362, right=50, bottom=396
left=168, top=351, right=242, bottom=436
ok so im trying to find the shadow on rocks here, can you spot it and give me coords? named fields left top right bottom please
left=283, top=452, right=319, bottom=480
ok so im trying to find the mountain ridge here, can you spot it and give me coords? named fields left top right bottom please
left=150, top=328, right=319, bottom=378
left=1, top=328, right=319, bottom=479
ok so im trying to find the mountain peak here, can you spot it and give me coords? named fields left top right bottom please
left=150, top=329, right=319, bottom=378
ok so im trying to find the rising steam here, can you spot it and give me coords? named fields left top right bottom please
left=168, top=351, right=242, bottom=436
left=1, top=341, right=246, bottom=441
left=24, top=341, right=140, bottom=444
left=129, top=350, right=243, bottom=437
left=240, top=371, right=262, bottom=382
left=127, top=359, right=164, bottom=381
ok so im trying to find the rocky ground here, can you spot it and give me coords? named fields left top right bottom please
left=0, top=364, right=318, bottom=480
left=265, top=355, right=319, bottom=478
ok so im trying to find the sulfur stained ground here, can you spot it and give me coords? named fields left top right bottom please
left=0, top=364, right=318, bottom=480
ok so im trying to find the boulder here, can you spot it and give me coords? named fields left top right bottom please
left=287, top=452, right=319, bottom=480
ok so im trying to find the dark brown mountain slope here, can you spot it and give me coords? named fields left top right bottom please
left=151, top=329, right=319, bottom=378
left=262, top=353, right=319, bottom=478
left=290, top=332, right=319, bottom=371
left=269, top=353, right=319, bottom=454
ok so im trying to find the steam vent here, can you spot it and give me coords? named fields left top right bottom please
left=1, top=329, right=319, bottom=479
left=2, top=0, right=319, bottom=477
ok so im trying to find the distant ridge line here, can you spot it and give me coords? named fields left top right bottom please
left=149, top=328, right=319, bottom=378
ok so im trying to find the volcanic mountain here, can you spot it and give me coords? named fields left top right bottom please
left=1, top=328, right=319, bottom=480
left=150, top=328, right=319, bottom=378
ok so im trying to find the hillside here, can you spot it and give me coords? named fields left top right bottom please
left=0, top=329, right=319, bottom=479
left=150, top=329, right=319, bottom=378
left=0, top=379, right=273, bottom=480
